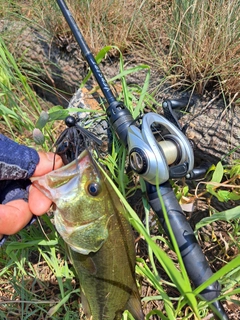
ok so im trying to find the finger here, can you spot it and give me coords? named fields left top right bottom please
left=28, top=185, right=52, bottom=216
left=33, top=152, right=63, bottom=177
left=0, top=200, right=32, bottom=235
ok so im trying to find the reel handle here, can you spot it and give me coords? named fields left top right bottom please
left=163, top=97, right=195, bottom=109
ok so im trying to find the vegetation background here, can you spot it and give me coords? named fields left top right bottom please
left=0, top=0, right=240, bottom=319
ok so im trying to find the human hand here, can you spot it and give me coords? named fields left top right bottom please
left=0, top=135, right=63, bottom=241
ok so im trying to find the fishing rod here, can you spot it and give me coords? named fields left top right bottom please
left=56, top=0, right=229, bottom=319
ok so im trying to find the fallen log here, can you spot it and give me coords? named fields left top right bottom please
left=181, top=95, right=240, bottom=164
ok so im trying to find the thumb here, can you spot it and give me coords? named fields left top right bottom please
left=32, top=152, right=63, bottom=177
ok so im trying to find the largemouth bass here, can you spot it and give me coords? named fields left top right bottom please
left=32, top=150, right=144, bottom=320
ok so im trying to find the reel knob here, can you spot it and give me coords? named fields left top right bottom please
left=129, top=148, right=148, bottom=174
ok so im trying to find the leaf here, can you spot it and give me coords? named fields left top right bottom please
left=6, top=239, right=58, bottom=255
left=195, top=206, right=240, bottom=230
left=183, top=185, right=189, bottom=196
left=0, top=103, right=19, bottom=119
left=217, top=190, right=240, bottom=202
left=47, top=289, right=80, bottom=316
left=230, top=162, right=240, bottom=177
left=207, top=162, right=224, bottom=196
left=228, top=192, right=240, bottom=200
left=35, top=111, right=49, bottom=129
left=48, top=105, right=65, bottom=113
left=133, top=65, right=150, bottom=118
left=211, top=162, right=224, bottom=183
left=216, top=190, right=230, bottom=202
left=80, top=46, right=113, bottom=88
left=33, top=128, right=45, bottom=145
left=47, top=105, right=70, bottom=121
left=48, top=109, right=69, bottom=121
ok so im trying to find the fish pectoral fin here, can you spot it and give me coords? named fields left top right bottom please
left=126, top=290, right=144, bottom=320
left=67, top=215, right=109, bottom=254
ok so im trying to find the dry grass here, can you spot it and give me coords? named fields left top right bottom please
left=1, top=0, right=239, bottom=104
left=167, top=1, right=240, bottom=101
left=0, top=0, right=146, bottom=53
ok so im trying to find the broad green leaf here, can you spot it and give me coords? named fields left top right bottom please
left=211, top=162, right=224, bottom=183
left=48, top=105, right=65, bottom=113
left=35, top=110, right=49, bottom=129
left=33, top=128, right=45, bottom=145
left=217, top=190, right=240, bottom=202
left=207, top=162, right=224, bottom=197
left=48, top=109, right=69, bottom=121
left=228, top=191, right=240, bottom=200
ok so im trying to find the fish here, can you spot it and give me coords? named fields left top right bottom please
left=32, top=149, right=144, bottom=320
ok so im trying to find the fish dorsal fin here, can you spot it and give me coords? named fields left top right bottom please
left=126, top=289, right=144, bottom=320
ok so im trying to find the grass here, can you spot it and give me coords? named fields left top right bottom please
left=0, top=0, right=240, bottom=105
left=166, top=0, right=240, bottom=102
left=0, top=1, right=240, bottom=319
left=0, top=40, right=240, bottom=319
left=0, top=37, right=42, bottom=140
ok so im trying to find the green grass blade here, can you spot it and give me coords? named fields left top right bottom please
left=80, top=46, right=113, bottom=88
left=195, top=206, right=240, bottom=230
left=194, top=255, right=240, bottom=296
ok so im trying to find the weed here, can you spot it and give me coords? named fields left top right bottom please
left=167, top=0, right=240, bottom=101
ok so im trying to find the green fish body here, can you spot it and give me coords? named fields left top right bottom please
left=32, top=150, right=144, bottom=320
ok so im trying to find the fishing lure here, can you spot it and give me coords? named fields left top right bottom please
left=55, top=115, right=102, bottom=164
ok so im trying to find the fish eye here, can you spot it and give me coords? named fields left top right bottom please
left=87, top=182, right=100, bottom=196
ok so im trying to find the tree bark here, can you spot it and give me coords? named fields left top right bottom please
left=180, top=95, right=240, bottom=164
left=1, top=19, right=86, bottom=106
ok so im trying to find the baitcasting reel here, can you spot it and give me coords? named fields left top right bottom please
left=128, top=112, right=194, bottom=185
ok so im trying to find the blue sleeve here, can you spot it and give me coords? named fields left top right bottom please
left=0, top=135, right=40, bottom=246
left=0, top=134, right=40, bottom=204
left=0, top=134, right=39, bottom=180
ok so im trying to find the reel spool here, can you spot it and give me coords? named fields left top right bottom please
left=128, top=113, right=194, bottom=185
